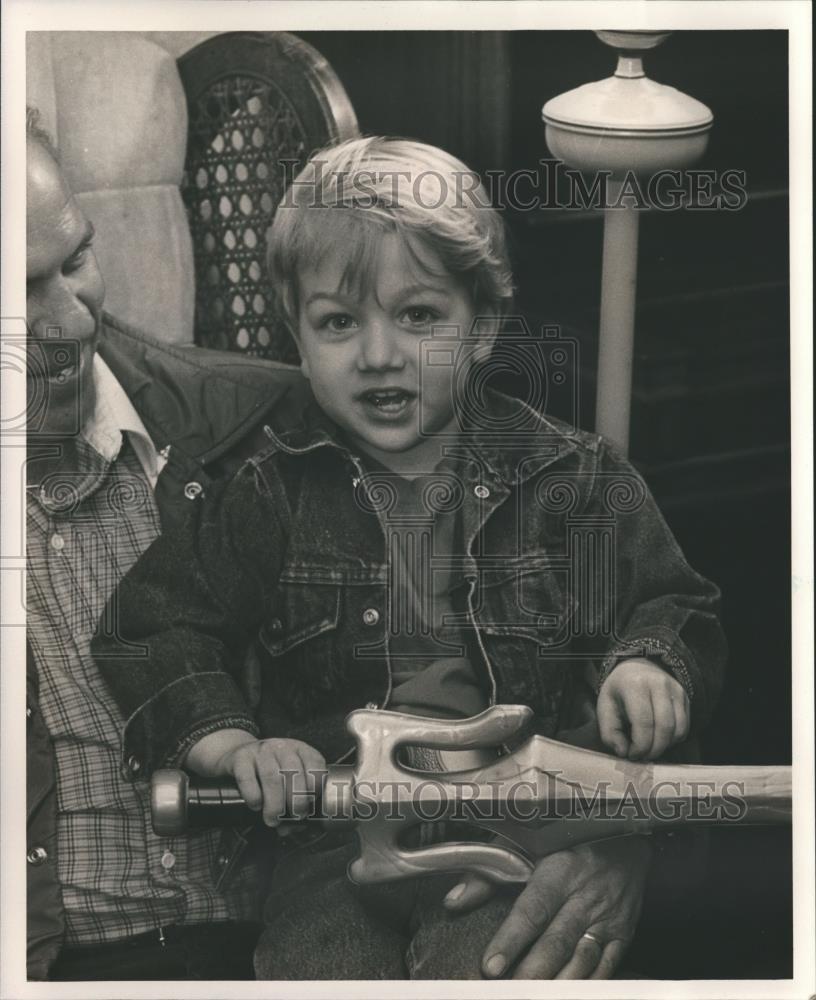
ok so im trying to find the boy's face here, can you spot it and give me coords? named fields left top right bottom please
left=296, top=232, right=480, bottom=467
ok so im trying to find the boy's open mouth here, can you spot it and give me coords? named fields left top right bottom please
left=359, top=387, right=416, bottom=415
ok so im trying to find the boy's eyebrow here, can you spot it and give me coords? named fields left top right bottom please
left=304, top=291, right=351, bottom=307
left=304, top=282, right=450, bottom=308
left=394, top=282, right=450, bottom=300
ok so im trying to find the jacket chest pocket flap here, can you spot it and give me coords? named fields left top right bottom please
left=259, top=581, right=342, bottom=657
left=476, top=563, right=576, bottom=647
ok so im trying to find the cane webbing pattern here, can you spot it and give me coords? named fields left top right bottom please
left=179, top=32, right=359, bottom=361
left=183, top=79, right=305, bottom=362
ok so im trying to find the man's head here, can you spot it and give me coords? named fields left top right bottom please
left=266, top=137, right=514, bottom=466
left=26, top=106, right=104, bottom=437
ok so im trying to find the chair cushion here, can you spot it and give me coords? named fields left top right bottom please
left=26, top=31, right=194, bottom=344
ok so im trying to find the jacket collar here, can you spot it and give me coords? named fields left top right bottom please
left=265, top=385, right=580, bottom=484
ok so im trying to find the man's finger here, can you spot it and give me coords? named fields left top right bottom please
left=510, top=895, right=597, bottom=979
left=554, top=931, right=604, bottom=979
left=443, top=873, right=495, bottom=912
left=481, top=858, right=569, bottom=977
left=589, top=939, right=629, bottom=979
left=511, top=929, right=577, bottom=979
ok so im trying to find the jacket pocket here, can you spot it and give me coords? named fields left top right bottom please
left=476, top=564, right=577, bottom=728
left=476, top=563, right=576, bottom=649
left=257, top=581, right=344, bottom=720
left=259, top=581, right=341, bottom=656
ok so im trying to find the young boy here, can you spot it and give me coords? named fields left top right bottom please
left=94, top=137, right=726, bottom=979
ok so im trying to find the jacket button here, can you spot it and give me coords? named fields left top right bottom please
left=269, top=618, right=282, bottom=632
left=26, top=706, right=33, bottom=719
left=127, top=754, right=142, bottom=775
left=50, top=532, right=66, bottom=551
left=362, top=608, right=380, bottom=626
left=184, top=481, right=204, bottom=500
left=364, top=701, right=378, bottom=710
left=474, top=484, right=490, bottom=500
left=161, top=850, right=176, bottom=870
left=217, top=854, right=230, bottom=867
left=27, top=846, right=48, bottom=866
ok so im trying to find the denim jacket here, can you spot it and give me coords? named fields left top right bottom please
left=93, top=387, right=726, bottom=772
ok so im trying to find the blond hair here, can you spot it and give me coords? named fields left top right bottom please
left=266, top=136, right=514, bottom=335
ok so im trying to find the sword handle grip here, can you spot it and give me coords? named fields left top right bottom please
left=151, top=769, right=256, bottom=836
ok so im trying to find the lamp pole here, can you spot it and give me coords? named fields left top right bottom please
left=543, top=31, right=713, bottom=454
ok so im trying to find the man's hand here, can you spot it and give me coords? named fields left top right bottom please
left=184, top=729, right=326, bottom=828
left=597, top=657, right=690, bottom=760
left=444, top=837, right=651, bottom=979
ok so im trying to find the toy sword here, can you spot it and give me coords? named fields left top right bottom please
left=150, top=705, right=791, bottom=885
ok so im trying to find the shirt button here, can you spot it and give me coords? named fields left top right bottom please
left=161, top=850, right=176, bottom=870
left=27, top=846, right=48, bottom=866
left=474, top=484, right=490, bottom=500
left=184, top=481, right=204, bottom=500
left=127, top=754, right=142, bottom=775
left=50, top=532, right=65, bottom=551
left=362, top=608, right=380, bottom=627
left=269, top=618, right=283, bottom=632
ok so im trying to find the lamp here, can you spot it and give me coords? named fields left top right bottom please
left=543, top=31, right=713, bottom=452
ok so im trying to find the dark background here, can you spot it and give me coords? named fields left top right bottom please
left=295, top=29, right=793, bottom=979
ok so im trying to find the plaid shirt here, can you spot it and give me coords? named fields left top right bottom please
left=26, top=358, right=258, bottom=945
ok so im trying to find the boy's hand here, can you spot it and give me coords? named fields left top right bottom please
left=185, top=729, right=326, bottom=827
left=597, top=657, right=689, bottom=760
left=217, top=738, right=326, bottom=827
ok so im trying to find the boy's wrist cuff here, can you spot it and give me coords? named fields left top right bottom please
left=597, top=636, right=695, bottom=700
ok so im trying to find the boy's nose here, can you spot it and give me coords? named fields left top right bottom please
left=357, top=321, right=405, bottom=372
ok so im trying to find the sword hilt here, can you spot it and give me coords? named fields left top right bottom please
left=150, top=705, right=792, bottom=886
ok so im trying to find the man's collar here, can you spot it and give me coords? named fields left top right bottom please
left=29, top=355, right=165, bottom=513
left=81, top=354, right=165, bottom=488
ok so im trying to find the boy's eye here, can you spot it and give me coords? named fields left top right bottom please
left=322, top=313, right=358, bottom=334
left=402, top=306, right=438, bottom=326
